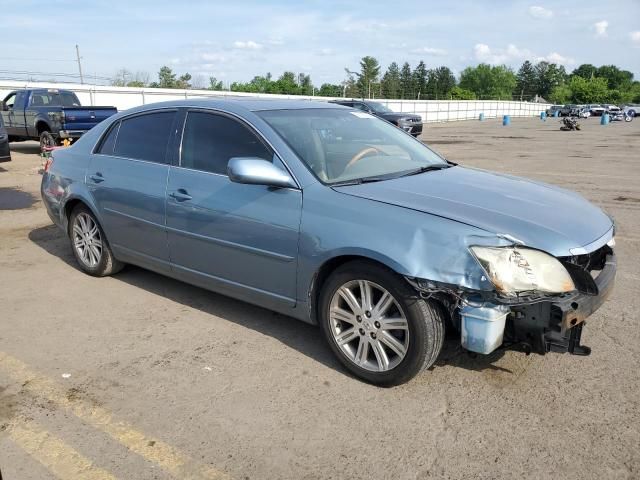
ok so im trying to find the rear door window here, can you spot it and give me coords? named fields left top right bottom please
left=180, top=111, right=272, bottom=175
left=113, top=111, right=176, bottom=163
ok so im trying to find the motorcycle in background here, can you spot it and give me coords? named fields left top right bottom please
left=560, top=116, right=581, bottom=131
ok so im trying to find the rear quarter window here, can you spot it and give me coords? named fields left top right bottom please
left=96, top=121, right=120, bottom=155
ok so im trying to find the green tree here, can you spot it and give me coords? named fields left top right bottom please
left=342, top=69, right=359, bottom=98
left=175, top=73, right=192, bottom=89
left=158, top=66, right=177, bottom=88
left=595, top=65, right=634, bottom=91
left=298, top=73, right=313, bottom=95
left=399, top=62, right=414, bottom=99
left=515, top=61, right=536, bottom=100
left=208, top=77, right=224, bottom=90
left=318, top=83, right=343, bottom=97
left=567, top=76, right=610, bottom=103
left=549, top=84, right=571, bottom=104
left=571, top=64, right=598, bottom=80
left=449, top=86, right=476, bottom=100
left=412, top=61, right=428, bottom=99
left=273, top=71, right=299, bottom=94
left=352, top=56, right=381, bottom=98
left=381, top=62, right=401, bottom=99
left=459, top=64, right=516, bottom=99
left=427, top=66, right=456, bottom=99
left=534, top=62, right=566, bottom=99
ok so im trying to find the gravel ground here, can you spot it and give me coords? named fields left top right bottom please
left=0, top=116, right=638, bottom=480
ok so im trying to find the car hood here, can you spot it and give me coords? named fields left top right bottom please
left=379, top=112, right=421, bottom=122
left=333, top=166, right=613, bottom=257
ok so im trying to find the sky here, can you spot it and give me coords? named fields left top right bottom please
left=1, top=0, right=639, bottom=87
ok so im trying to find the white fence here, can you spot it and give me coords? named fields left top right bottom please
left=0, top=80, right=550, bottom=123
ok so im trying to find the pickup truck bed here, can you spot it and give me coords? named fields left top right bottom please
left=1, top=88, right=117, bottom=151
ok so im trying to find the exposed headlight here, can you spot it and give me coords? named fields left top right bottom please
left=470, top=246, right=575, bottom=296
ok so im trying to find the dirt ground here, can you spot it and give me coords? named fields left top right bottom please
left=0, top=116, right=638, bottom=480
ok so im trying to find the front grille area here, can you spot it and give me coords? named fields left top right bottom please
left=559, top=244, right=613, bottom=295
left=563, top=244, right=611, bottom=272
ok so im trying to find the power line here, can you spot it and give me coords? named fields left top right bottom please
left=0, top=69, right=112, bottom=81
left=0, top=56, right=76, bottom=63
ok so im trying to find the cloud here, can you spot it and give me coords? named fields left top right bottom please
left=410, top=46, right=447, bottom=56
left=473, top=43, right=574, bottom=66
left=594, top=20, right=608, bottom=37
left=528, top=6, right=553, bottom=19
left=537, top=52, right=574, bottom=65
left=317, top=48, right=334, bottom=56
left=630, top=31, right=640, bottom=47
left=233, top=40, right=263, bottom=50
left=473, top=43, right=530, bottom=64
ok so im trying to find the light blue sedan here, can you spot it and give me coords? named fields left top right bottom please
left=41, top=99, right=616, bottom=385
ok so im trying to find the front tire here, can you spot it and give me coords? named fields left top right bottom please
left=319, top=261, right=445, bottom=386
left=68, top=205, right=123, bottom=277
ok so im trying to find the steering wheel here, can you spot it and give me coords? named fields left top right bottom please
left=345, top=146, right=386, bottom=170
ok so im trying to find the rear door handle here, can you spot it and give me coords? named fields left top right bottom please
left=169, top=189, right=192, bottom=202
left=89, top=172, right=104, bottom=183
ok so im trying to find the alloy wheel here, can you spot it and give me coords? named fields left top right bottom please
left=328, top=280, right=409, bottom=372
left=72, top=213, right=103, bottom=268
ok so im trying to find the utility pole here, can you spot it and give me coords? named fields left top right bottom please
left=75, top=44, right=84, bottom=84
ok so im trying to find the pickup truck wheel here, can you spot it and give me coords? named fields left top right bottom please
left=69, top=205, right=123, bottom=277
left=39, top=131, right=56, bottom=153
left=319, top=260, right=445, bottom=386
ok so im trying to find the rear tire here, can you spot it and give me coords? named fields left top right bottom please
left=319, top=260, right=445, bottom=386
left=68, top=205, right=123, bottom=277
left=39, top=131, right=56, bottom=153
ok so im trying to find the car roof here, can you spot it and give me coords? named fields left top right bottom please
left=121, top=98, right=348, bottom=114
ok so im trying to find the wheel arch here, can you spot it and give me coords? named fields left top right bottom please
left=61, top=195, right=101, bottom=235
left=308, top=252, right=409, bottom=324
left=36, top=120, right=52, bottom=135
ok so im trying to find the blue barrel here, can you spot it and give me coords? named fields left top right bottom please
left=540, top=111, right=546, bottom=121
left=553, top=110, right=559, bottom=117
left=478, top=113, right=484, bottom=121
left=600, top=113, right=610, bottom=125
left=502, top=115, right=510, bottom=126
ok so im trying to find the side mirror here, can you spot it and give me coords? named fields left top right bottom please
left=227, top=157, right=297, bottom=189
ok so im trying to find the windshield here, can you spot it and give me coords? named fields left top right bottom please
left=258, top=108, right=446, bottom=184
left=366, top=102, right=393, bottom=114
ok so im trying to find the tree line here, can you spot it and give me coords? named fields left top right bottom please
left=112, top=57, right=640, bottom=104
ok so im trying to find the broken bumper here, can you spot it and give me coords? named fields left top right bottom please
left=508, top=253, right=616, bottom=355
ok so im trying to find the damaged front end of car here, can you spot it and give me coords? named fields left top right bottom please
left=406, top=229, right=617, bottom=357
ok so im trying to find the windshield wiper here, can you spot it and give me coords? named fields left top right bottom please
left=396, top=163, right=453, bottom=178
left=331, top=164, right=453, bottom=187
left=330, top=176, right=391, bottom=187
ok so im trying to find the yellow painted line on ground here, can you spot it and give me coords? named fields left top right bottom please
left=7, top=419, right=119, bottom=480
left=0, top=352, right=230, bottom=480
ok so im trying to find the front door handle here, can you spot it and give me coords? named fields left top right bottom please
left=169, top=189, right=192, bottom=202
left=89, top=172, right=104, bottom=183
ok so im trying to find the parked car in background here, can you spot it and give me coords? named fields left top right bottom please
left=545, top=105, right=563, bottom=116
left=0, top=115, right=10, bottom=162
left=589, top=105, right=606, bottom=117
left=328, top=99, right=423, bottom=137
left=42, top=99, right=616, bottom=386
left=1, top=89, right=117, bottom=152
left=578, top=107, right=591, bottom=118
left=605, top=105, right=621, bottom=115
left=623, top=104, right=638, bottom=117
